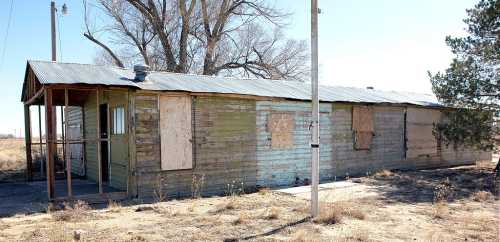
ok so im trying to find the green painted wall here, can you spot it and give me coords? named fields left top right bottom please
left=83, top=90, right=129, bottom=191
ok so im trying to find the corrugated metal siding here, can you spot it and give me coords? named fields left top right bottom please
left=256, top=101, right=333, bottom=187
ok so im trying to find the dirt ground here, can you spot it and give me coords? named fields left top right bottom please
left=0, top=162, right=498, bottom=242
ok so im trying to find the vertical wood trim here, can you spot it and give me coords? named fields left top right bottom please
left=403, top=108, right=407, bottom=160
left=24, top=105, right=33, bottom=181
left=61, top=107, right=65, bottom=171
left=96, top=89, right=103, bottom=194
left=64, top=89, right=72, bottom=197
left=45, top=88, right=55, bottom=199
left=106, top=101, right=111, bottom=188
left=82, top=104, right=87, bottom=177
left=38, top=105, right=44, bottom=177
left=127, top=90, right=137, bottom=197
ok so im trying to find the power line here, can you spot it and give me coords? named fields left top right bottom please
left=0, top=0, right=14, bottom=70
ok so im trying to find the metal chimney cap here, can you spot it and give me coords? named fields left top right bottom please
left=133, top=64, right=149, bottom=72
left=133, top=64, right=150, bottom=82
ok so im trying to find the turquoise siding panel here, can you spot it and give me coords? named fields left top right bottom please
left=256, top=101, right=333, bottom=187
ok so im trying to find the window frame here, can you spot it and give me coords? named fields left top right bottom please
left=111, top=106, right=126, bottom=135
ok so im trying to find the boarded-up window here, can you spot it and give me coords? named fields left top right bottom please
left=406, top=108, right=441, bottom=159
left=352, top=106, right=374, bottom=150
left=268, top=113, right=294, bottom=149
left=159, top=95, right=193, bottom=170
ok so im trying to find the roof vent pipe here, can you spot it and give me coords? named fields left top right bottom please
left=133, top=64, right=149, bottom=82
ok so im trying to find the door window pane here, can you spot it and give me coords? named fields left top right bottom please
left=112, top=107, right=125, bottom=135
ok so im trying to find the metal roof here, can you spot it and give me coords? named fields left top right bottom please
left=26, top=60, right=440, bottom=107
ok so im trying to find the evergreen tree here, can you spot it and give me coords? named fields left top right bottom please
left=429, top=0, right=499, bottom=174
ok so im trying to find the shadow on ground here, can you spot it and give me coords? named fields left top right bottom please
left=364, top=164, right=497, bottom=204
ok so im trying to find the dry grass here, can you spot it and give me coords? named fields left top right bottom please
left=471, top=191, right=494, bottom=202
left=262, top=206, right=280, bottom=220
left=432, top=202, right=449, bottom=219
left=433, top=178, right=454, bottom=203
left=51, top=200, right=93, bottom=222
left=314, top=201, right=366, bottom=225
left=0, top=139, right=25, bottom=171
left=23, top=222, right=74, bottom=242
left=107, top=199, right=122, bottom=212
left=292, top=229, right=322, bottom=242
left=212, top=198, right=237, bottom=213
left=314, top=205, right=343, bottom=225
left=233, top=211, right=250, bottom=225
left=373, top=169, right=394, bottom=178
left=258, top=187, right=271, bottom=195
left=1, top=165, right=499, bottom=241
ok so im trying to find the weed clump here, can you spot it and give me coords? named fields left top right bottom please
left=51, top=200, right=92, bottom=222
left=432, top=202, right=449, bottom=219
left=471, top=191, right=494, bottom=202
left=313, top=204, right=343, bottom=225
left=107, top=200, right=122, bottom=212
left=433, top=178, right=454, bottom=203
left=263, top=207, right=280, bottom=220
left=373, top=169, right=394, bottom=179
left=313, top=202, right=366, bottom=225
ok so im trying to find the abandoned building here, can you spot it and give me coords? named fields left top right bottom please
left=21, top=60, right=491, bottom=201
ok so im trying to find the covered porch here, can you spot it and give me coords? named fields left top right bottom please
left=21, top=64, right=131, bottom=201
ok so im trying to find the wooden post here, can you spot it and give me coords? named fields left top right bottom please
left=96, top=89, right=103, bottom=194
left=24, top=105, right=33, bottom=181
left=64, top=89, right=72, bottom=197
left=45, top=88, right=56, bottom=199
left=38, top=105, right=44, bottom=177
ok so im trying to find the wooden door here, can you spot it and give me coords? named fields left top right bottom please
left=108, top=91, right=129, bottom=190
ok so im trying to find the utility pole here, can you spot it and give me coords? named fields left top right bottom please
left=310, top=0, right=320, bottom=217
left=51, top=1, right=56, bottom=61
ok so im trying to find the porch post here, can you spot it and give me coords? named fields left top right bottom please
left=24, top=104, right=33, bottom=181
left=38, top=105, right=44, bottom=177
left=44, top=88, right=55, bottom=199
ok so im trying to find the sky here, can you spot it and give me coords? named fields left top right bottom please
left=0, top=0, right=477, bottom=136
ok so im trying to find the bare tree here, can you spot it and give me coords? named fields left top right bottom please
left=83, top=0, right=309, bottom=80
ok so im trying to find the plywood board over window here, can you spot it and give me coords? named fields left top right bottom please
left=268, top=113, right=294, bottom=149
left=352, top=106, right=374, bottom=150
left=406, top=108, right=442, bottom=159
left=159, top=95, right=193, bottom=170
